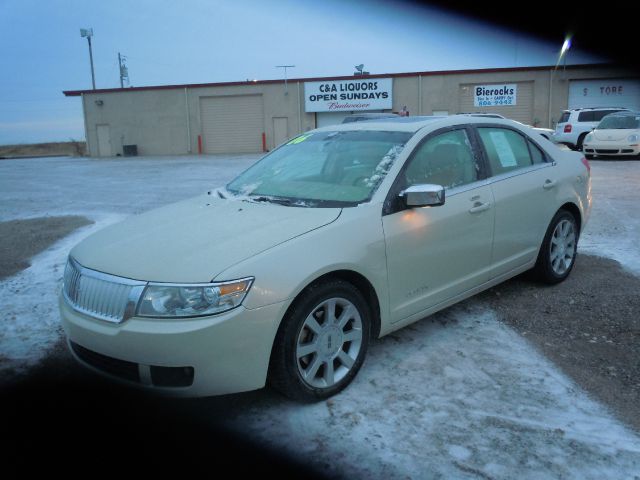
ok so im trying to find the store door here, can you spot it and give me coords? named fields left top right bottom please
left=96, top=124, right=111, bottom=157
left=273, top=117, right=289, bottom=148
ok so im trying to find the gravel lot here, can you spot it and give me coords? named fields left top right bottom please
left=1, top=153, right=639, bottom=477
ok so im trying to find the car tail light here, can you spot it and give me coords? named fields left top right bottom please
left=581, top=157, right=591, bottom=174
left=564, top=124, right=572, bottom=133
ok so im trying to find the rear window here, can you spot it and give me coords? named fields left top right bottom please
left=577, top=110, right=624, bottom=122
left=577, top=111, right=594, bottom=122
left=558, top=112, right=570, bottom=123
left=593, top=110, right=624, bottom=122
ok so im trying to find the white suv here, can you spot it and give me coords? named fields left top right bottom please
left=552, top=107, right=630, bottom=150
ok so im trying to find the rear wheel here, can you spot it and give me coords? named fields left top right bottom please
left=533, top=210, right=579, bottom=284
left=269, top=280, right=371, bottom=401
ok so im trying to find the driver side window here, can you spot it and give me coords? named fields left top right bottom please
left=404, top=129, right=479, bottom=189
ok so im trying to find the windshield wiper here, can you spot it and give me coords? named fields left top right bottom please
left=250, top=195, right=299, bottom=207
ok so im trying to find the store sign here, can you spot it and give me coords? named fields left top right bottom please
left=581, top=83, right=625, bottom=98
left=474, top=84, right=517, bottom=107
left=304, top=78, right=393, bottom=112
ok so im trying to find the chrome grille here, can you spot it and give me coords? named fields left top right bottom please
left=63, top=258, right=146, bottom=323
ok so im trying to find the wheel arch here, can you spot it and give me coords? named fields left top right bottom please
left=558, top=201, right=582, bottom=234
left=277, top=269, right=383, bottom=343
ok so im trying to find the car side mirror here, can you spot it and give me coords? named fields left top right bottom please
left=400, top=184, right=445, bottom=208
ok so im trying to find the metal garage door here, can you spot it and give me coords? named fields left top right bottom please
left=459, top=82, right=534, bottom=125
left=568, top=79, right=640, bottom=110
left=200, top=95, right=264, bottom=153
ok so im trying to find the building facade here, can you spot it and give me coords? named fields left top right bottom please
left=63, top=64, right=640, bottom=157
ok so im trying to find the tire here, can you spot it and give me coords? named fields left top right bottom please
left=533, top=210, right=579, bottom=284
left=576, top=133, right=587, bottom=151
left=269, top=279, right=371, bottom=401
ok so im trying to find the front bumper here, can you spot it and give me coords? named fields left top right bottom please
left=583, top=143, right=640, bottom=157
left=59, top=293, right=288, bottom=397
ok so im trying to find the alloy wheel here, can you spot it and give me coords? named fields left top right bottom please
left=295, top=297, right=363, bottom=389
left=550, top=219, right=576, bottom=276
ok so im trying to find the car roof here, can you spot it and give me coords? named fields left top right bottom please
left=345, top=112, right=397, bottom=117
left=312, top=115, right=528, bottom=134
left=565, top=107, right=629, bottom=112
left=458, top=113, right=506, bottom=118
left=601, top=110, right=639, bottom=117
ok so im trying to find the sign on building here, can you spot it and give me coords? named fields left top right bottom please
left=474, top=84, right=518, bottom=107
left=305, top=78, right=393, bottom=112
left=568, top=79, right=640, bottom=110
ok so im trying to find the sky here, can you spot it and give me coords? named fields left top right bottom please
left=0, top=0, right=601, bottom=145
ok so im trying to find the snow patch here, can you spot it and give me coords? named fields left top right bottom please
left=363, top=144, right=405, bottom=188
left=0, top=214, right=124, bottom=376
left=223, top=307, right=640, bottom=479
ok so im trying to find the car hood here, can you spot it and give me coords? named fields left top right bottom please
left=592, top=129, right=635, bottom=141
left=71, top=194, right=341, bottom=283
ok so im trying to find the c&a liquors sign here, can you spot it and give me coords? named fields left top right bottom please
left=304, top=78, right=393, bottom=112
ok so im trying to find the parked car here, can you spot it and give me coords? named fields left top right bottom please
left=342, top=112, right=398, bottom=123
left=582, top=111, right=640, bottom=159
left=60, top=116, right=592, bottom=401
left=551, top=107, right=630, bottom=150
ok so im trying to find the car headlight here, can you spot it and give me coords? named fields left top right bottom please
left=137, top=278, right=254, bottom=318
left=628, top=134, right=639, bottom=143
left=585, top=133, right=593, bottom=143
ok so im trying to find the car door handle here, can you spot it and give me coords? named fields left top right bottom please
left=543, top=179, right=557, bottom=190
left=469, top=202, right=491, bottom=214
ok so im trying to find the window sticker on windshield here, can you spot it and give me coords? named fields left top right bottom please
left=489, top=131, right=517, bottom=167
left=287, top=134, right=313, bottom=145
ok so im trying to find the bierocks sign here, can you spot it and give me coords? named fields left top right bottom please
left=474, top=84, right=517, bottom=107
left=305, top=78, right=393, bottom=112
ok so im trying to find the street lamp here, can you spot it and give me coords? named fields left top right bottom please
left=556, top=35, right=572, bottom=70
left=80, top=28, right=96, bottom=90
left=549, top=35, right=573, bottom=128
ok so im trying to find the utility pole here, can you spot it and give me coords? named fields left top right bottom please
left=80, top=28, right=96, bottom=89
left=276, top=65, right=295, bottom=95
left=118, top=53, right=129, bottom=88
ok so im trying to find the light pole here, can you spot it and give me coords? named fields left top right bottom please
left=118, top=52, right=129, bottom=88
left=80, top=28, right=96, bottom=90
left=549, top=35, right=573, bottom=128
left=276, top=65, right=295, bottom=95
left=556, top=35, right=572, bottom=71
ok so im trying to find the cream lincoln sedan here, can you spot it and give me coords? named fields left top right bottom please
left=60, top=116, right=591, bottom=400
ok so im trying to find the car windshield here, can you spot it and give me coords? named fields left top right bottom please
left=226, top=130, right=413, bottom=206
left=597, top=115, right=640, bottom=130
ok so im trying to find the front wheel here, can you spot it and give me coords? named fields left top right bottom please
left=533, top=210, right=579, bottom=284
left=269, top=280, right=371, bottom=401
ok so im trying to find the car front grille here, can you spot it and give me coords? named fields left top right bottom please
left=595, top=149, right=620, bottom=154
left=63, top=257, right=146, bottom=323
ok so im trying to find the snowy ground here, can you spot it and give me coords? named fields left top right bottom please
left=1, top=154, right=639, bottom=478
left=579, top=160, right=640, bottom=276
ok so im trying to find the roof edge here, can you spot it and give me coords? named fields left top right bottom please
left=63, top=63, right=621, bottom=97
